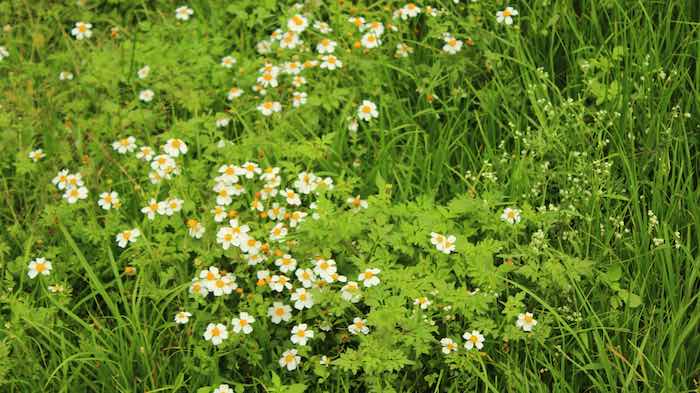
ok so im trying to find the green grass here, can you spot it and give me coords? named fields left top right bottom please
left=0, top=0, right=698, bottom=392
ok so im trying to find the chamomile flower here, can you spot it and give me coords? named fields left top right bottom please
left=112, top=136, right=137, bottom=154
left=63, top=186, right=89, bottom=204
left=320, top=55, right=342, bottom=70
left=257, top=101, right=282, bottom=116
left=231, top=312, right=255, bottom=334
left=348, top=317, right=369, bottom=335
left=496, top=7, right=518, bottom=25
left=213, top=183, right=235, bottom=205
left=257, top=71, right=278, bottom=88
left=316, top=38, right=337, bottom=54
left=440, top=338, right=459, bottom=354
left=462, top=330, right=485, bottom=350
left=141, top=199, right=159, bottom=219
left=517, top=312, right=537, bottom=332
left=98, top=191, right=120, bottom=210
left=357, top=100, right=378, bottom=121
left=213, top=385, right=233, bottom=393
left=288, top=14, right=309, bottom=32
left=279, top=349, right=301, bottom=370
left=291, top=288, right=314, bottom=310
left=290, top=324, right=314, bottom=346
left=199, top=266, right=221, bottom=289
left=174, top=311, right=192, bottom=324
left=347, top=195, right=369, bottom=211
left=160, top=198, right=184, bottom=215
left=203, top=323, right=228, bottom=346
left=175, top=6, right=194, bottom=21
left=414, top=296, right=431, bottom=309
left=28, top=149, right=45, bottom=162
left=269, top=274, right=292, bottom=292
left=139, top=89, right=154, bottom=102
left=52, top=169, right=70, bottom=190
left=27, top=257, right=52, bottom=279
left=163, top=138, right=187, bottom=157
left=71, top=22, right=92, bottom=40
left=358, top=268, right=381, bottom=287
left=211, top=206, right=228, bottom=222
left=283, top=61, right=302, bottom=75
left=268, top=302, right=293, bottom=324
left=501, top=207, right=522, bottom=224
left=288, top=211, right=308, bottom=227
left=221, top=55, right=236, bottom=68
left=442, top=34, right=463, bottom=55
left=116, top=228, right=140, bottom=248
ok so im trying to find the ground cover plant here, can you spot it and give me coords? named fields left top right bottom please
left=0, top=0, right=699, bottom=392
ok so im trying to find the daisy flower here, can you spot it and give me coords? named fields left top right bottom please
left=227, top=87, right=243, bottom=100
left=517, top=312, right=537, bottom=332
left=221, top=55, right=236, bottom=68
left=358, top=268, right=381, bottom=287
left=357, top=100, right=378, bottom=121
left=501, top=207, right=522, bottom=224
left=141, top=199, right=159, bottom=219
left=27, top=257, right=52, bottom=279
left=462, top=330, right=485, bottom=350
left=313, top=258, right=337, bottom=282
left=279, top=31, right=301, bottom=49
left=112, top=136, right=137, bottom=154
left=71, top=22, right=92, bottom=40
left=291, top=288, right=314, bottom=310
left=361, top=33, right=381, bottom=49
left=348, top=16, right=365, bottom=30
left=348, top=317, right=369, bottom=335
left=275, top=255, right=297, bottom=273
left=174, top=311, right=192, bottom=324
left=320, top=55, right=342, bottom=70
left=430, top=232, right=457, bottom=254
left=257, top=101, right=282, bottom=116
left=279, top=349, right=301, bottom=370
left=28, top=149, right=45, bottom=162
left=363, top=21, right=384, bottom=36
left=290, top=324, right=314, bottom=346
left=283, top=189, right=301, bottom=206
left=139, top=89, right=154, bottom=102
left=163, top=138, right=187, bottom=157
left=292, top=75, right=306, bottom=88
left=292, top=92, right=307, bottom=108
left=175, top=6, right=194, bottom=21
left=116, top=228, right=140, bottom=248
left=136, top=146, right=155, bottom=161
left=295, top=268, right=316, bottom=288
left=268, top=302, right=293, bottom=324
left=440, top=338, right=459, bottom=354
left=203, top=323, right=228, bottom=346
left=442, top=34, right=463, bottom=55
left=186, top=218, right=205, bottom=239
left=216, top=117, right=230, bottom=128
left=98, top=191, right=120, bottom=210
left=496, top=7, right=519, bottom=25
left=316, top=38, right=337, bottom=54
left=231, top=312, right=255, bottom=334
left=63, top=186, right=88, bottom=204
left=287, top=14, right=309, bottom=32
left=270, top=223, right=287, bottom=241
left=400, top=3, right=421, bottom=19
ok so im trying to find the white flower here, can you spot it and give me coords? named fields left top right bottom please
left=28, top=149, right=46, bottom=162
left=362, top=21, right=385, bottom=36
left=257, top=101, right=282, bottom=116
left=141, top=199, right=159, bottom=220
left=63, top=186, right=89, bottom=204
left=70, top=22, right=92, bottom=40
left=268, top=302, right=293, bottom=324
left=496, top=7, right=518, bottom=25
left=163, top=138, right=187, bottom=157
left=115, top=228, right=140, bottom=248
left=283, top=189, right=301, bottom=206
left=98, top=191, right=120, bottom=210
left=0, top=46, right=8, bottom=61
left=291, top=288, right=314, bottom=310
left=203, top=323, right=228, bottom=346
left=313, top=20, right=332, bottom=34
left=216, top=117, right=230, bottom=128
left=287, top=14, right=308, bottom=33
left=320, top=55, right=342, bottom=70
left=440, top=338, right=459, bottom=354
left=348, top=317, right=369, bottom=335
left=414, top=296, right=431, bottom=309
left=227, top=87, right=243, bottom=100
left=279, top=31, right=301, bottom=49
left=139, top=89, right=154, bottom=102
left=347, top=195, right=369, bottom=211
left=175, top=6, right=194, bottom=21
left=462, top=330, right=485, bottom=350
left=256, top=40, right=272, bottom=54
left=137, top=65, right=150, bottom=79
left=316, top=38, right=337, bottom=54
left=361, top=33, right=381, bottom=49
left=136, top=146, right=154, bottom=161
left=279, top=349, right=301, bottom=370
left=221, top=55, right=236, bottom=68
left=292, top=92, right=307, bottom=108
left=209, top=273, right=237, bottom=296
left=275, top=255, right=297, bottom=274
left=313, top=258, right=337, bottom=282
left=291, top=324, right=314, bottom=346
left=59, top=71, right=73, bottom=81
left=430, top=232, right=457, bottom=254
left=27, top=257, right=52, bottom=279
left=400, top=3, right=421, bottom=19
left=357, top=100, right=378, bottom=121
left=340, top=281, right=362, bottom=303
left=358, top=268, right=381, bottom=287
left=213, top=384, right=233, bottom=393
left=442, top=34, right=463, bottom=55
left=112, top=136, right=137, bottom=154
left=231, top=312, right=255, bottom=334
left=501, top=207, right=522, bottom=224
left=174, top=311, right=192, bottom=324
left=295, top=268, right=316, bottom=288
left=517, top=312, right=537, bottom=332
left=395, top=43, right=414, bottom=58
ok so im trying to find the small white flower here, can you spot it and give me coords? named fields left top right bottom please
left=496, top=7, right=519, bottom=25
left=175, top=6, right=194, bottom=21
left=516, top=312, right=537, bottom=332
left=139, top=89, right=154, bottom=102
left=348, top=317, right=369, bottom=335
left=98, top=191, right=120, bottom=210
left=279, top=349, right=301, bottom=370
left=141, top=199, right=159, bottom=220
left=501, top=207, right=522, bottom=224
left=430, top=232, right=457, bottom=254
left=440, top=338, right=459, bottom=354
left=292, top=91, right=307, bottom=108
left=361, top=33, right=381, bottom=49
left=221, top=55, right=236, bottom=68
left=63, top=186, right=89, bottom=204
left=203, top=323, right=228, bottom=346
left=413, top=296, right=431, bottom=309
left=316, top=38, right=337, bottom=54
left=358, top=268, right=381, bottom=287
left=137, top=65, right=150, bottom=79
left=291, top=288, right=314, bottom=310
left=71, top=22, right=92, bottom=40
left=290, top=323, right=314, bottom=346
left=462, top=330, right=485, bottom=350
left=112, top=136, right=137, bottom=154
left=357, top=100, right=378, bottom=121
left=115, top=228, right=141, bottom=248
left=174, top=311, right=192, bottom=324
left=442, top=34, right=463, bottom=55
left=162, top=138, right=188, bottom=157
left=257, top=101, right=282, bottom=116
left=213, top=384, right=234, bottom=393
left=59, top=71, right=74, bottom=81
left=287, top=14, right=308, bottom=33
left=320, top=55, right=342, bottom=70
left=0, top=46, right=8, bottom=61
left=231, top=312, right=255, bottom=334
left=28, top=149, right=46, bottom=162
left=268, top=302, right=293, bottom=324
left=27, top=257, right=52, bottom=279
